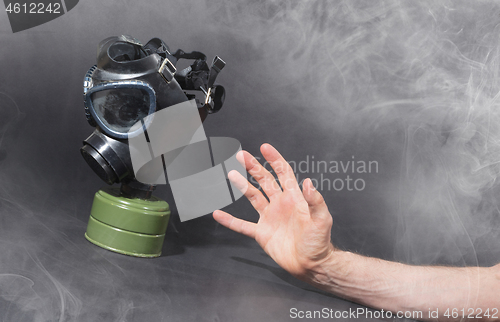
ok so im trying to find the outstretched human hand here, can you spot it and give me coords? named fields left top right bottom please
left=213, top=144, right=336, bottom=279
left=214, top=145, right=500, bottom=322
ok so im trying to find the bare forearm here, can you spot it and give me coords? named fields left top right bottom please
left=216, top=146, right=500, bottom=320
left=302, top=251, right=500, bottom=321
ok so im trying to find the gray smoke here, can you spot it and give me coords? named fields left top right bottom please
left=1, top=0, right=500, bottom=320
left=197, top=0, right=500, bottom=266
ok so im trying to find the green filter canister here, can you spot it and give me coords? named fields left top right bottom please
left=85, top=187, right=170, bottom=258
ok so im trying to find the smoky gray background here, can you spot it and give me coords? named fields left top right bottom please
left=0, top=0, right=500, bottom=321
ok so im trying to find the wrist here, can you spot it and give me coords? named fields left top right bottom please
left=300, top=250, right=389, bottom=306
left=299, top=247, right=353, bottom=293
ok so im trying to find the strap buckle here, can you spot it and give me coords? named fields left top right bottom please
left=158, top=58, right=176, bottom=83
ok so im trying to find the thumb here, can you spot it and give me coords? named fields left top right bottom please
left=302, top=178, right=331, bottom=220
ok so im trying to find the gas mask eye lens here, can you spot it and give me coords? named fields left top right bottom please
left=85, top=81, right=156, bottom=139
left=91, top=88, right=150, bottom=133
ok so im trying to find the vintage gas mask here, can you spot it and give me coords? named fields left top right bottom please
left=80, top=35, right=225, bottom=199
left=80, top=35, right=229, bottom=257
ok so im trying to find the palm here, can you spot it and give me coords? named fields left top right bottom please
left=213, top=144, right=334, bottom=278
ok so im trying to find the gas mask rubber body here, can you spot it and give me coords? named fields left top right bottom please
left=80, top=35, right=226, bottom=257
